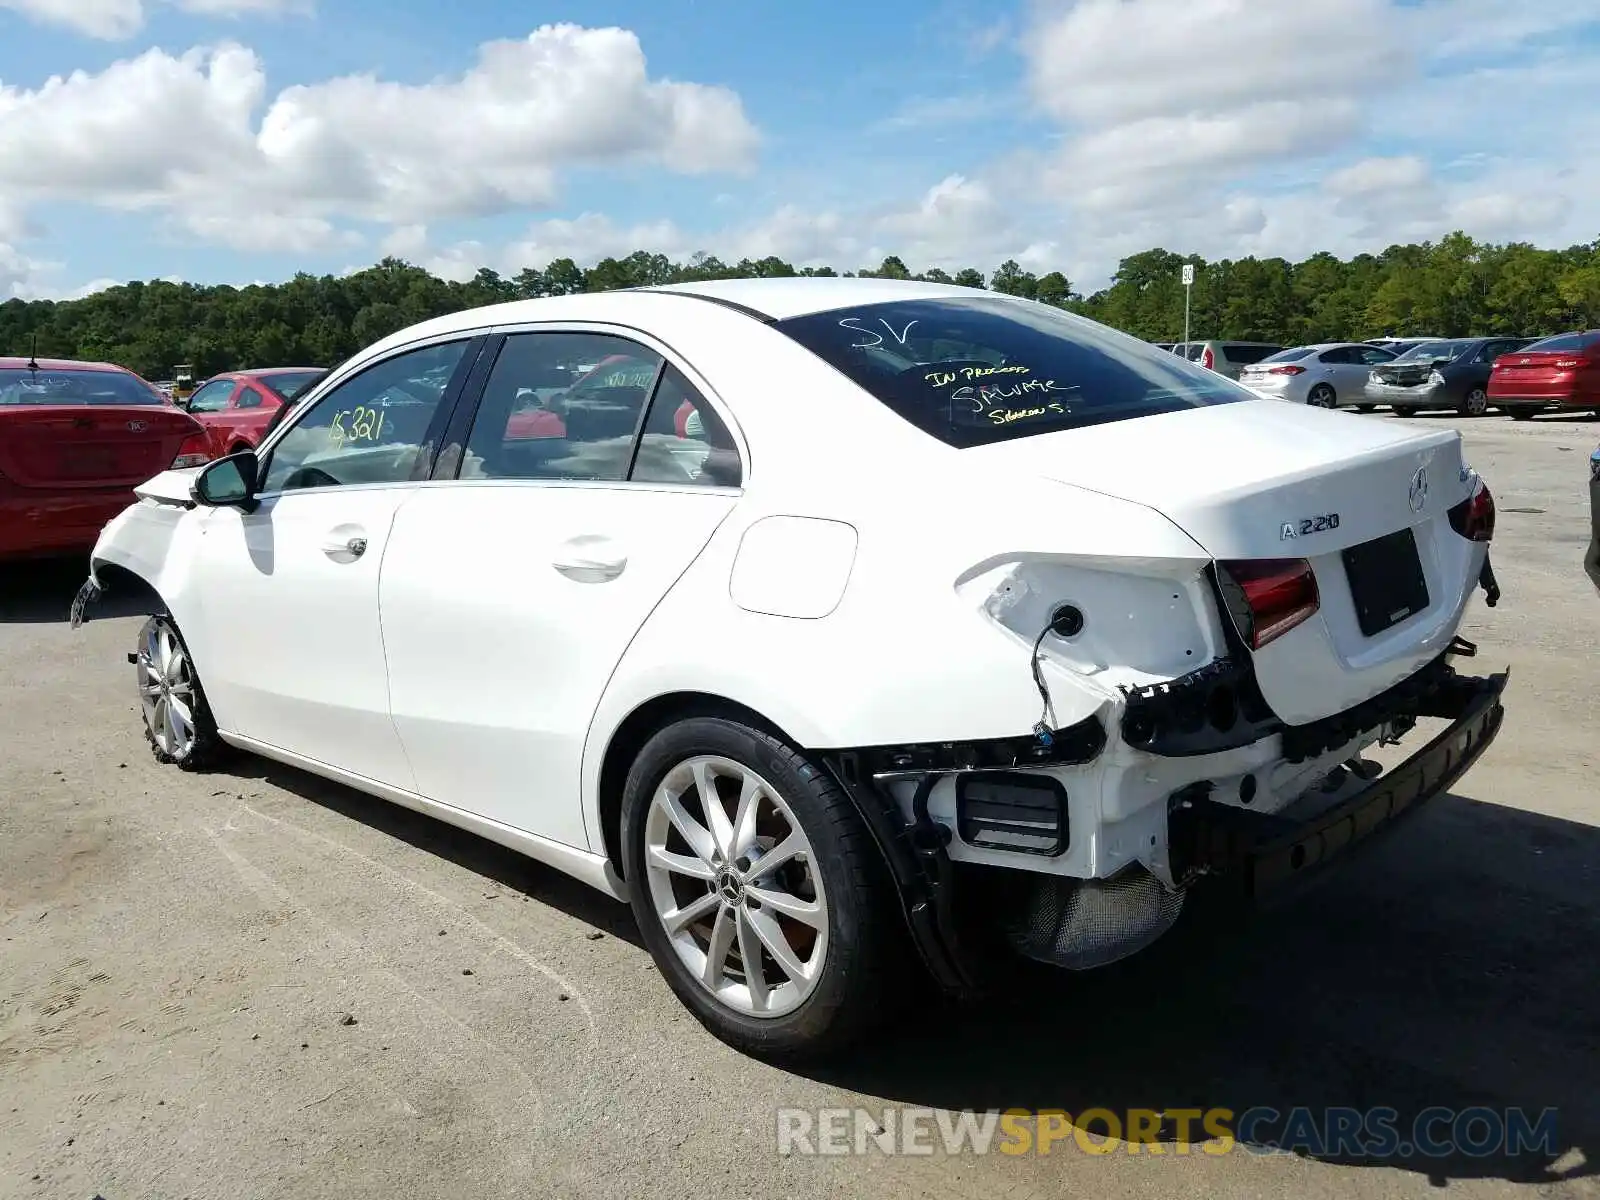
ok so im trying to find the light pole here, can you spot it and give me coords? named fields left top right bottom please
left=1181, top=262, right=1195, bottom=346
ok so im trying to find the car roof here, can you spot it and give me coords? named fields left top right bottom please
left=0, top=357, right=132, bottom=373
left=236, top=366, right=323, bottom=376
left=647, top=277, right=984, bottom=320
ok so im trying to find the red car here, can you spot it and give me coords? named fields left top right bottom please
left=1488, top=329, right=1600, bottom=419
left=182, top=366, right=327, bottom=457
left=0, top=357, right=208, bottom=562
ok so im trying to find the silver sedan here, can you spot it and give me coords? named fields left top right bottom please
left=1238, top=342, right=1399, bottom=408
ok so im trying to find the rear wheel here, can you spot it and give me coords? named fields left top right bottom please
left=621, top=715, right=909, bottom=1060
left=136, top=615, right=226, bottom=770
left=229, top=442, right=252, bottom=456
left=1307, top=384, right=1337, bottom=408
left=1460, top=388, right=1489, bottom=417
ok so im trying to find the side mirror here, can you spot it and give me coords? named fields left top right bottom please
left=192, top=450, right=259, bottom=511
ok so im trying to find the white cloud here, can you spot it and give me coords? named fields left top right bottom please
left=0, top=239, right=55, bottom=298
left=0, top=25, right=760, bottom=252
left=0, top=0, right=307, bottom=38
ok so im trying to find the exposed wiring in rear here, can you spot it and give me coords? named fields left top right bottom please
left=1030, top=623, right=1054, bottom=746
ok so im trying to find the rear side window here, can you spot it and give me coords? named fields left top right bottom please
left=0, top=368, right=166, bottom=406
left=1261, top=347, right=1314, bottom=363
left=1223, top=344, right=1279, bottom=365
left=773, top=297, right=1246, bottom=449
left=459, top=334, right=741, bottom=486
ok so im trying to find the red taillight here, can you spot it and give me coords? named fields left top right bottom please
left=1201, top=347, right=1215, bottom=370
left=1448, top=479, right=1495, bottom=542
left=1220, top=558, right=1320, bottom=649
left=1266, top=364, right=1306, bottom=376
left=171, top=433, right=212, bottom=470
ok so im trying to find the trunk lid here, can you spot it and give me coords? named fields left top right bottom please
left=0, top=405, right=201, bottom=490
left=963, top=400, right=1484, bottom=723
left=1371, top=360, right=1438, bottom=386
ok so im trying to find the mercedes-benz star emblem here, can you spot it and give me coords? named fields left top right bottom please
left=716, top=870, right=744, bottom=905
left=1408, top=466, right=1428, bottom=512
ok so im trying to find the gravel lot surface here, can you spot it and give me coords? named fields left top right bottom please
left=3, top=412, right=1597, bottom=1200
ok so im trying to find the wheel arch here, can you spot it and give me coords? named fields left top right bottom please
left=594, top=690, right=798, bottom=881
left=89, top=559, right=169, bottom=616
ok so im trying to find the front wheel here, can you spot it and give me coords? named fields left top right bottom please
left=1459, top=388, right=1489, bottom=417
left=622, top=716, right=909, bottom=1060
left=136, top=615, right=226, bottom=770
left=1307, top=384, right=1337, bottom=408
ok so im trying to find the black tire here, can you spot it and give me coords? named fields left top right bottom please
left=1307, top=384, right=1337, bottom=408
left=1392, top=407, right=1417, bottom=417
left=1510, top=409, right=1537, bottom=421
left=1356, top=404, right=1377, bottom=414
left=621, top=715, right=910, bottom=1060
left=1459, top=387, right=1489, bottom=417
left=135, top=614, right=228, bottom=771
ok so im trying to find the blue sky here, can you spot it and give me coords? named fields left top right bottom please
left=1, top=0, right=1598, bottom=300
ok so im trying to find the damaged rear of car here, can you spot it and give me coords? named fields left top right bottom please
left=771, top=294, right=1508, bottom=991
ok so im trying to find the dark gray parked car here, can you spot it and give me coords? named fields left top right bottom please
left=1365, top=337, right=1534, bottom=417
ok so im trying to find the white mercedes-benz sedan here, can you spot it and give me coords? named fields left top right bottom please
left=73, top=278, right=1508, bottom=1059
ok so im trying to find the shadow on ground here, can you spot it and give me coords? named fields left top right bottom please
left=791, top=793, right=1599, bottom=1189
left=0, top=555, right=147, bottom=624
left=6, top=549, right=1593, bottom=1189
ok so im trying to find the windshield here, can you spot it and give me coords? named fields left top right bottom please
left=0, top=368, right=164, bottom=406
left=267, top=370, right=327, bottom=400
left=1396, top=340, right=1468, bottom=363
left=1261, top=347, right=1314, bottom=363
left=773, top=297, right=1248, bottom=448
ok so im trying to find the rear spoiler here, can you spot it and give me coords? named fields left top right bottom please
left=133, top=468, right=201, bottom=508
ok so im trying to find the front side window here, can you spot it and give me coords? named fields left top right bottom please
left=186, top=380, right=236, bottom=413
left=259, top=340, right=470, bottom=493
left=774, top=298, right=1246, bottom=449
left=0, top=368, right=166, bottom=407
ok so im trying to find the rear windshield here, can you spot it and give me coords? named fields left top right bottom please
left=1261, top=347, right=1314, bottom=363
left=1396, top=340, right=1469, bottom=362
left=1224, top=344, right=1280, bottom=364
left=0, top=368, right=164, bottom=406
left=773, top=297, right=1248, bottom=448
left=267, top=370, right=327, bottom=400
left=1522, top=331, right=1592, bottom=354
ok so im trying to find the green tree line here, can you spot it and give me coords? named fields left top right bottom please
left=5, top=231, right=1599, bottom=381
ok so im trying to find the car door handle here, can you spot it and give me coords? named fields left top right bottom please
left=322, top=532, right=368, bottom=563
left=552, top=535, right=627, bottom=583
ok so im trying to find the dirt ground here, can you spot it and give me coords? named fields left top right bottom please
left=2, top=411, right=1597, bottom=1200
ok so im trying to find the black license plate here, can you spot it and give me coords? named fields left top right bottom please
left=1342, top=527, right=1430, bottom=636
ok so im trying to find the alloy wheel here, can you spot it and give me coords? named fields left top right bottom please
left=1464, top=388, right=1489, bottom=417
left=642, top=755, right=828, bottom=1019
left=137, top=618, right=198, bottom=760
left=1309, top=385, right=1337, bottom=408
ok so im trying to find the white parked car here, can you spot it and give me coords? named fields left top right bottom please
left=72, top=279, right=1508, bottom=1059
left=1240, top=342, right=1399, bottom=408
